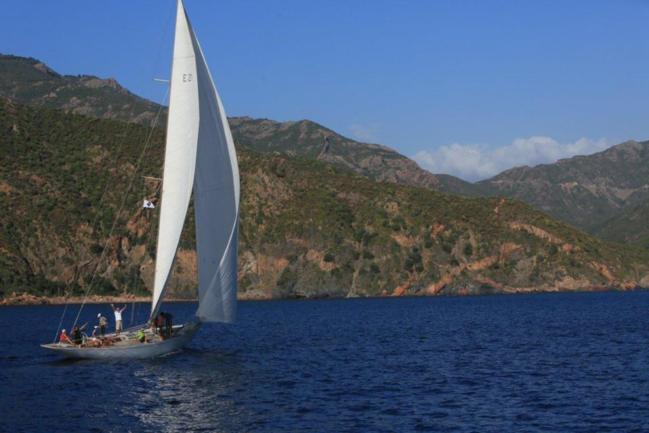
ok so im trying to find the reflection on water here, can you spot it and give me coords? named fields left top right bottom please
left=129, top=350, right=249, bottom=433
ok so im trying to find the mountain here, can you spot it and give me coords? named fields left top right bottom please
left=477, top=140, right=649, bottom=233
left=2, top=98, right=649, bottom=302
left=2, top=53, right=647, bottom=247
left=229, top=116, right=479, bottom=192
left=0, top=53, right=475, bottom=196
left=593, top=199, right=649, bottom=248
left=0, top=54, right=160, bottom=125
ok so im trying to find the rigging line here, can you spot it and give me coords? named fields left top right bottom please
left=85, top=121, right=136, bottom=239
left=71, top=93, right=166, bottom=330
left=52, top=116, right=136, bottom=342
left=71, top=86, right=170, bottom=330
left=130, top=299, right=136, bottom=326
left=52, top=302, right=70, bottom=343
left=73, top=0, right=170, bottom=258
left=128, top=177, right=159, bottom=327
left=151, top=1, right=175, bottom=78
left=52, top=0, right=174, bottom=339
left=127, top=140, right=163, bottom=324
left=127, top=181, right=145, bottom=326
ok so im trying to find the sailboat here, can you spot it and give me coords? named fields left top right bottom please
left=41, top=0, right=240, bottom=359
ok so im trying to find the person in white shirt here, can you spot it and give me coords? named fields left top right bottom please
left=111, top=304, right=127, bottom=334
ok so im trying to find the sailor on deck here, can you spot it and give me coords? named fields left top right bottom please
left=59, top=329, right=72, bottom=345
left=111, top=304, right=127, bottom=335
left=97, top=313, right=108, bottom=336
left=71, top=324, right=87, bottom=345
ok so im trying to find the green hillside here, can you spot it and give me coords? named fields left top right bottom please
left=2, top=98, right=648, bottom=301
left=0, top=54, right=160, bottom=125
left=594, top=200, right=649, bottom=249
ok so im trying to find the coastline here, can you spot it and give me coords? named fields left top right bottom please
left=1, top=284, right=646, bottom=306
left=0, top=293, right=196, bottom=306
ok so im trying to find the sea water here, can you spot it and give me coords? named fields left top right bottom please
left=2, top=292, right=649, bottom=433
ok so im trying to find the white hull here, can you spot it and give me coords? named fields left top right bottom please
left=41, top=323, right=200, bottom=360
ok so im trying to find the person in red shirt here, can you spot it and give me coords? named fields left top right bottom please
left=59, top=329, right=72, bottom=344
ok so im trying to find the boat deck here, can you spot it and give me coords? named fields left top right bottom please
left=41, top=323, right=199, bottom=359
left=44, top=324, right=184, bottom=350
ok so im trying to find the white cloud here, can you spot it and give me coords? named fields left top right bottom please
left=413, top=136, right=610, bottom=182
left=348, top=123, right=379, bottom=142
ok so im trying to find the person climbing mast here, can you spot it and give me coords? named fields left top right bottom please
left=111, top=304, right=127, bottom=335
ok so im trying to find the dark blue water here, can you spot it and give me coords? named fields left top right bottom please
left=2, top=292, right=649, bottom=433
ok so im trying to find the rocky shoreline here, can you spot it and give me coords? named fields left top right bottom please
left=0, top=291, right=294, bottom=306
left=2, top=283, right=647, bottom=306
left=0, top=292, right=195, bottom=306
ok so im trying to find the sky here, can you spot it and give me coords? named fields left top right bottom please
left=3, top=0, right=649, bottom=181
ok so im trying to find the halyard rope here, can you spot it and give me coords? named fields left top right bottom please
left=62, top=87, right=169, bottom=335
left=51, top=116, right=134, bottom=343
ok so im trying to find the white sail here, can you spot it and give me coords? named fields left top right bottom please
left=190, top=14, right=240, bottom=324
left=152, top=0, right=240, bottom=323
left=151, top=0, right=200, bottom=318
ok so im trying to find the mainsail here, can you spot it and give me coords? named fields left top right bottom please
left=151, top=0, right=240, bottom=323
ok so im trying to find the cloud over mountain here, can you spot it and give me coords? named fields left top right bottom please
left=413, top=136, right=610, bottom=181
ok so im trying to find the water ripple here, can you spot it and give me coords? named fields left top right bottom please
left=2, top=292, right=649, bottom=432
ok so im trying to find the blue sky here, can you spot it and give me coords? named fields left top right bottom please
left=3, top=0, right=649, bottom=180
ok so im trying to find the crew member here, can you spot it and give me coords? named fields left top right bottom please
left=111, top=304, right=127, bottom=334
left=97, top=313, right=108, bottom=336
left=59, top=329, right=72, bottom=344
